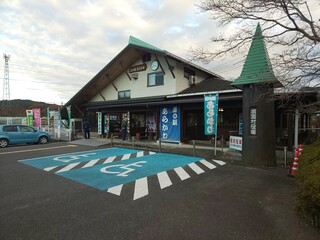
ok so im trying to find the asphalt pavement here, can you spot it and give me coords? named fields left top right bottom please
left=0, top=140, right=319, bottom=240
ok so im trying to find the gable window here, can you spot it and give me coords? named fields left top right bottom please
left=142, top=53, right=151, bottom=62
left=184, top=67, right=195, bottom=79
left=148, top=72, right=164, bottom=87
left=118, top=90, right=131, bottom=99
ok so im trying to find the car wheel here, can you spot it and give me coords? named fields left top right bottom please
left=0, top=139, right=9, bottom=148
left=39, top=136, right=48, bottom=144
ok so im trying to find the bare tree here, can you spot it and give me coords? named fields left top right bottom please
left=191, top=0, right=320, bottom=111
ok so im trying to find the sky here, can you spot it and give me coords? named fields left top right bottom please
left=0, top=0, right=319, bottom=105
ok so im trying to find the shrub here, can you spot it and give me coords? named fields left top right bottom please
left=295, top=140, right=320, bottom=228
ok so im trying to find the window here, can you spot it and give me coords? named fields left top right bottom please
left=20, top=126, right=34, bottom=132
left=142, top=53, right=151, bottom=62
left=3, top=125, right=18, bottom=132
left=118, top=90, right=130, bottom=99
left=184, top=67, right=195, bottom=79
left=148, top=72, right=164, bottom=87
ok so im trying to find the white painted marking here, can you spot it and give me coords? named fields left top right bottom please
left=133, top=177, right=148, bottom=200
left=107, top=185, right=123, bottom=196
left=82, top=159, right=100, bottom=168
left=149, top=151, right=156, bottom=155
left=121, top=153, right=131, bottom=160
left=136, top=151, right=144, bottom=158
left=56, top=162, right=81, bottom=173
left=200, top=159, right=216, bottom=169
left=188, top=163, right=205, bottom=174
left=212, top=159, right=226, bottom=165
left=174, top=167, right=190, bottom=181
left=157, top=171, right=172, bottom=189
left=43, top=166, right=58, bottom=172
left=100, top=161, right=147, bottom=177
left=103, top=156, right=116, bottom=164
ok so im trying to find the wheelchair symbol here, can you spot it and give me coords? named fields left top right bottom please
left=100, top=161, right=147, bottom=177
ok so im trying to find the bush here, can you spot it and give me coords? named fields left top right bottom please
left=295, top=140, right=320, bottom=228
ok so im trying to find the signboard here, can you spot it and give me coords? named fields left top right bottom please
left=239, top=113, right=243, bottom=136
left=250, top=108, right=257, bottom=135
left=33, top=108, right=41, bottom=128
left=66, top=105, right=71, bottom=129
left=230, top=136, right=242, bottom=151
left=97, top=112, right=102, bottom=135
left=160, top=106, right=180, bottom=142
left=204, top=94, right=218, bottom=135
left=129, top=63, right=147, bottom=73
left=26, top=110, right=33, bottom=126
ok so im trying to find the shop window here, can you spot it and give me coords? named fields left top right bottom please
left=184, top=67, right=195, bottom=79
left=148, top=72, right=164, bottom=87
left=118, top=90, right=130, bottom=99
left=142, top=53, right=151, bottom=62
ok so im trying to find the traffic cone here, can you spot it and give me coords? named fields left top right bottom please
left=298, top=144, right=303, bottom=156
left=289, top=148, right=299, bottom=177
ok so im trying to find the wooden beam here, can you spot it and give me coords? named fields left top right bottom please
left=165, top=57, right=175, bottom=79
left=120, top=62, right=132, bottom=81
left=154, top=54, right=165, bottom=75
left=94, top=86, right=106, bottom=101
left=111, top=82, right=118, bottom=91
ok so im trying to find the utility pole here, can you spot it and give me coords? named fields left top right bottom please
left=2, top=54, right=10, bottom=113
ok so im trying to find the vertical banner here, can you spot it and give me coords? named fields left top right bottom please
left=66, top=105, right=72, bottom=129
left=97, top=112, right=102, bottom=135
left=160, top=105, right=180, bottom=142
left=204, top=94, right=219, bottom=135
left=26, top=110, right=33, bottom=127
left=33, top=108, right=41, bottom=128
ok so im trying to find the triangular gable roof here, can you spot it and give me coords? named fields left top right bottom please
left=64, top=36, right=223, bottom=109
left=231, top=23, right=279, bottom=87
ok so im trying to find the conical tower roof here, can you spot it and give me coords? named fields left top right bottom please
left=231, top=23, right=280, bottom=87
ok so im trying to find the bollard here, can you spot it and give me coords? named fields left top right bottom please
left=192, top=140, right=196, bottom=157
left=159, top=138, right=162, bottom=152
left=284, top=146, right=287, bottom=167
left=221, top=134, right=224, bottom=152
left=111, top=135, right=113, bottom=147
left=132, top=136, right=135, bottom=149
left=214, top=136, right=217, bottom=156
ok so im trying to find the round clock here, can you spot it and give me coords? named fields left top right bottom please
left=151, top=60, right=159, bottom=71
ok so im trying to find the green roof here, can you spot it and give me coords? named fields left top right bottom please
left=128, top=36, right=165, bottom=54
left=231, top=23, right=279, bottom=86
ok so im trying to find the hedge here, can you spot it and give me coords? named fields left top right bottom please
left=295, top=140, right=320, bottom=229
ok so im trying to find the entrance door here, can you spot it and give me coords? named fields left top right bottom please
left=185, top=111, right=205, bottom=140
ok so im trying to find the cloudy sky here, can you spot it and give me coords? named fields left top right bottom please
left=0, top=0, right=318, bottom=105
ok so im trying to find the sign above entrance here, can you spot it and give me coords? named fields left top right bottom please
left=129, top=63, right=147, bottom=73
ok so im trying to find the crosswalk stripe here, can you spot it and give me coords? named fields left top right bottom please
left=157, top=171, right=172, bottom=189
left=44, top=166, right=58, bottom=172
left=150, top=151, right=156, bottom=155
left=133, top=177, right=148, bottom=200
left=200, top=160, right=217, bottom=169
left=188, top=162, right=205, bottom=174
left=174, top=167, right=190, bottom=181
left=136, top=151, right=144, bottom=157
left=107, top=184, right=123, bottom=196
left=56, top=162, right=81, bottom=173
left=212, top=159, right=226, bottom=165
left=121, top=153, right=131, bottom=160
left=103, top=156, right=116, bottom=164
left=82, top=159, right=100, bottom=168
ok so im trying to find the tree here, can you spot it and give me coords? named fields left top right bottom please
left=191, top=0, right=320, bottom=112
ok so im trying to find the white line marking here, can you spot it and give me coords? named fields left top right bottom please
left=121, top=153, right=131, bottom=160
left=103, top=156, right=116, bottom=164
left=174, top=167, right=190, bottom=181
left=56, top=162, right=81, bottom=173
left=188, top=163, right=205, bottom=174
left=107, top=185, right=123, bottom=196
left=136, top=151, right=144, bottom=157
left=43, top=166, right=58, bottom=172
left=133, top=177, right=148, bottom=200
left=149, top=151, right=156, bottom=155
left=82, top=159, right=100, bottom=168
left=157, top=171, right=172, bottom=189
left=212, top=159, right=226, bottom=165
left=200, top=160, right=217, bottom=169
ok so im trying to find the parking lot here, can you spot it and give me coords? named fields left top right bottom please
left=0, top=142, right=319, bottom=240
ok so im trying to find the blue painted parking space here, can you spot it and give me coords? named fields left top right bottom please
left=57, top=153, right=203, bottom=190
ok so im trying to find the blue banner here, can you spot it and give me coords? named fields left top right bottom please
left=204, top=94, right=218, bottom=135
left=160, top=106, right=180, bottom=142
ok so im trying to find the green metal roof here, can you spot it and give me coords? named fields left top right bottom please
left=128, top=36, right=165, bottom=54
left=231, top=23, right=279, bottom=87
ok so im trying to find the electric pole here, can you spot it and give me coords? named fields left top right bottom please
left=2, top=54, right=11, bottom=113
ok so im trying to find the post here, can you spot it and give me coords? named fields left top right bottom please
left=192, top=140, right=196, bottom=157
left=214, top=135, right=217, bottom=156
left=159, top=138, right=162, bottom=152
left=294, top=109, right=299, bottom=149
left=221, top=134, right=224, bottom=152
left=111, top=134, right=113, bottom=147
left=132, top=136, right=135, bottom=149
left=284, top=146, right=287, bottom=167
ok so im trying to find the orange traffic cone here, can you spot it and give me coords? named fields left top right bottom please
left=289, top=148, right=299, bottom=177
left=298, top=144, right=303, bottom=156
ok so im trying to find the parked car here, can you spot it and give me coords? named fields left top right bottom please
left=0, top=124, right=50, bottom=148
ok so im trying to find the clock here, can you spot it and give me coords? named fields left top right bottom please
left=151, top=60, right=159, bottom=71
